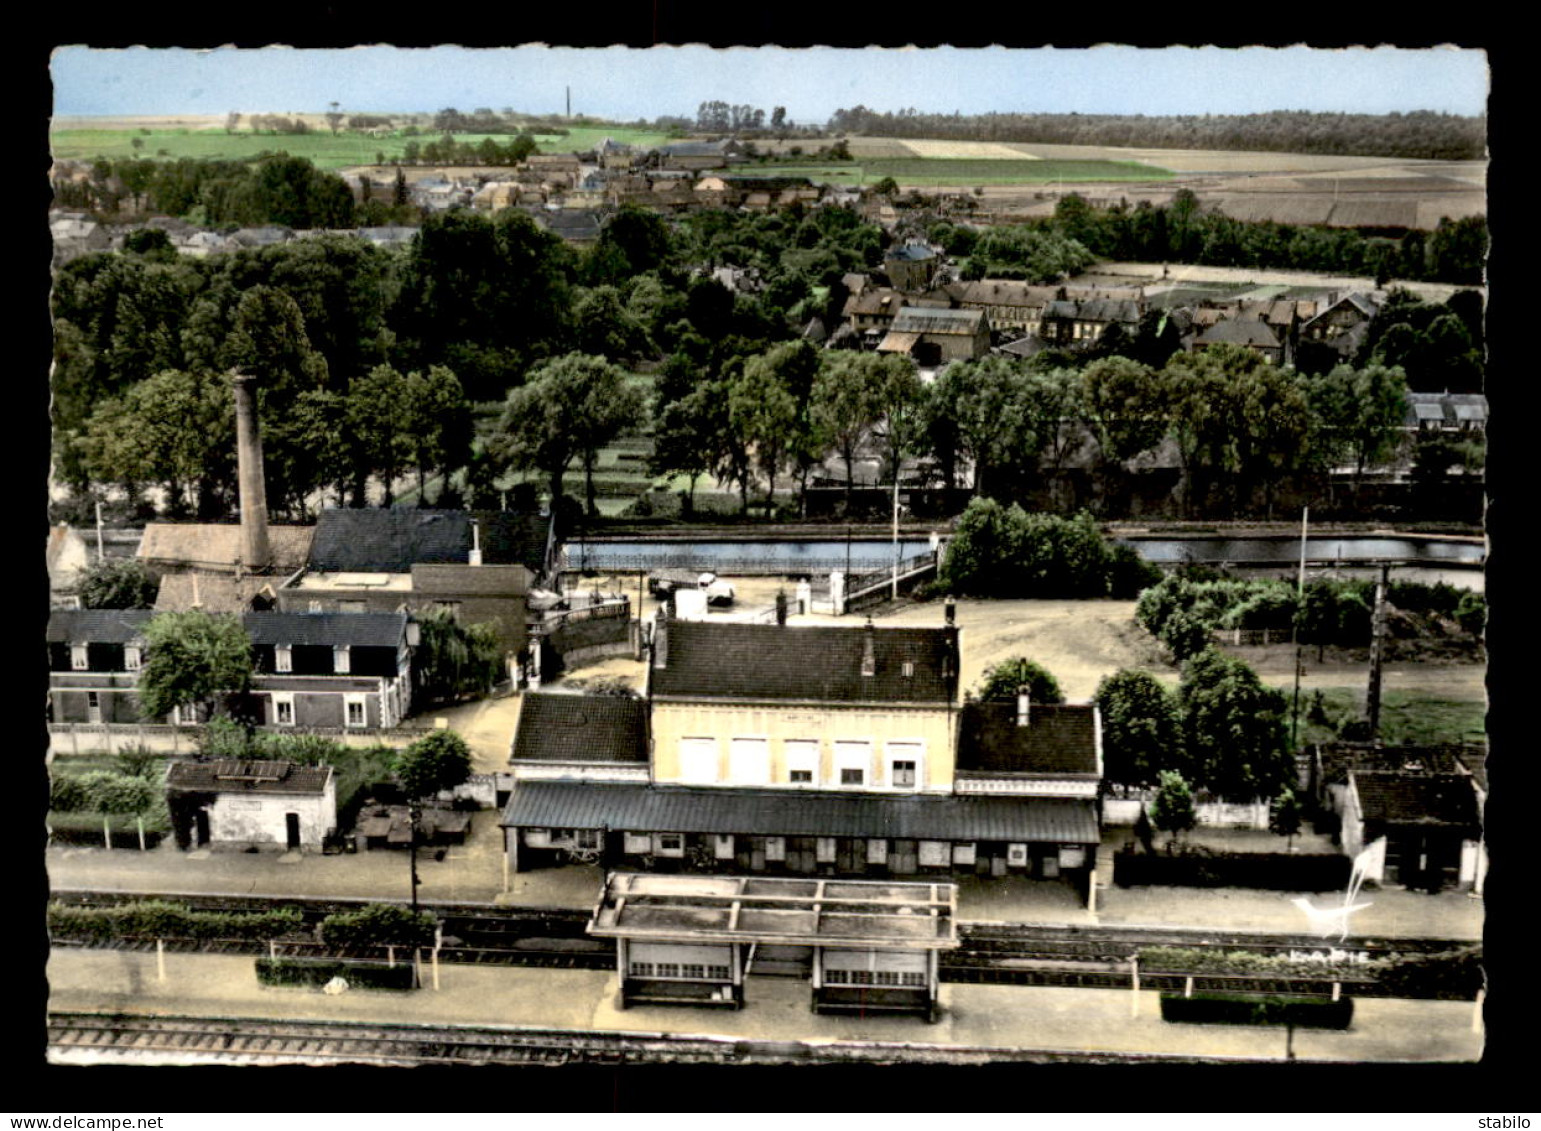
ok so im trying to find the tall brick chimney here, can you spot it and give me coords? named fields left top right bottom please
left=231, top=373, right=271, bottom=574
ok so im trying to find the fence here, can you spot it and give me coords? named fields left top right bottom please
left=48, top=721, right=439, bottom=756
left=844, top=552, right=939, bottom=613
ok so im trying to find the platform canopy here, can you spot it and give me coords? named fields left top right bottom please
left=588, top=872, right=959, bottom=950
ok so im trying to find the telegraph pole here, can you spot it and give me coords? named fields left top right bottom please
left=1364, top=562, right=1391, bottom=743
left=1289, top=507, right=1308, bottom=749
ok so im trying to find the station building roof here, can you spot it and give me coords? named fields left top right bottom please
left=502, top=780, right=1099, bottom=843
left=588, top=871, right=958, bottom=949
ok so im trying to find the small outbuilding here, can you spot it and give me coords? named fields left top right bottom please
left=587, top=871, right=958, bottom=1020
left=165, top=759, right=336, bottom=852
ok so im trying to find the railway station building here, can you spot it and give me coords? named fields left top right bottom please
left=587, top=872, right=958, bottom=1020
left=500, top=612, right=1103, bottom=900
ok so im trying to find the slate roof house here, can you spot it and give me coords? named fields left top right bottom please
left=1404, top=392, right=1489, bottom=434
left=46, top=608, right=417, bottom=730
left=46, top=609, right=155, bottom=724
left=502, top=610, right=1103, bottom=899
left=277, top=507, right=550, bottom=656
left=164, top=759, right=337, bottom=852
left=1038, top=298, right=1144, bottom=347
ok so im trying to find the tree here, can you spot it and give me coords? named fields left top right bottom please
left=1178, top=648, right=1293, bottom=802
left=412, top=608, right=503, bottom=707
left=1269, top=787, right=1304, bottom=851
left=1082, top=356, right=1168, bottom=464
left=1303, top=363, right=1409, bottom=492
left=325, top=102, right=344, bottom=135
left=393, top=730, right=473, bottom=801
left=138, top=610, right=254, bottom=723
left=974, top=658, right=1064, bottom=705
left=812, top=351, right=884, bottom=502
left=77, top=557, right=159, bottom=610
left=730, top=357, right=799, bottom=514
left=1095, top=670, right=1185, bottom=789
left=1148, top=770, right=1196, bottom=852
left=346, top=365, right=414, bottom=505
left=493, top=353, right=643, bottom=516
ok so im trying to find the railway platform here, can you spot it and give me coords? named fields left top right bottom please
left=47, top=820, right=1485, bottom=942
left=45, top=947, right=1484, bottom=1064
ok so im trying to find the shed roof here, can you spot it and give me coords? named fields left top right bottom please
left=242, top=610, right=408, bottom=649
left=138, top=524, right=314, bottom=573
left=650, top=620, right=956, bottom=705
left=890, top=307, right=984, bottom=335
left=503, top=780, right=1100, bottom=843
left=154, top=573, right=279, bottom=614
left=1352, top=770, right=1481, bottom=830
left=956, top=701, right=1100, bottom=776
left=165, top=759, right=333, bottom=795
left=511, top=693, right=649, bottom=764
left=589, top=872, right=958, bottom=949
left=46, top=609, right=155, bottom=644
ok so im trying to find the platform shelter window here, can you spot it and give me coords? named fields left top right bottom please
left=654, top=833, right=686, bottom=857
left=867, top=838, right=889, bottom=864
left=713, top=834, right=735, bottom=860
left=729, top=738, right=771, bottom=786
left=784, top=740, right=819, bottom=786
left=679, top=737, right=720, bottom=784
left=817, top=837, right=837, bottom=863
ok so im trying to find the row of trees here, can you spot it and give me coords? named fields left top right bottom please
left=972, top=192, right=1491, bottom=287
left=400, top=133, right=539, bottom=167
left=823, top=108, right=1486, bottom=161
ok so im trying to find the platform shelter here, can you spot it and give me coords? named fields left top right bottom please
left=587, top=872, right=959, bottom=1020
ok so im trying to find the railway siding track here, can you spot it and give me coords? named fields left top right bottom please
left=47, top=1011, right=1318, bottom=1067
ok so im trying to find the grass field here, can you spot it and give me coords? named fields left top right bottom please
left=758, top=157, right=1171, bottom=187
left=1299, top=688, right=1487, bottom=747
left=50, top=124, right=680, bottom=171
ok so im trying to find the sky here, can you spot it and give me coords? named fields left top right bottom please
left=50, top=45, right=1490, bottom=123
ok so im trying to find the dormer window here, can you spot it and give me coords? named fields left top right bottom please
left=275, top=645, right=293, bottom=673
left=124, top=645, right=142, bottom=672
left=333, top=645, right=351, bottom=674
left=902, top=661, right=914, bottom=678
left=70, top=644, right=88, bottom=671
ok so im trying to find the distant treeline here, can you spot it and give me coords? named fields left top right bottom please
left=823, top=108, right=1486, bottom=162
left=55, top=153, right=411, bottom=230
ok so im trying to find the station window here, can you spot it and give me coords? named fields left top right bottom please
left=891, top=760, right=917, bottom=788
left=841, top=768, right=865, bottom=786
left=789, top=770, right=813, bottom=783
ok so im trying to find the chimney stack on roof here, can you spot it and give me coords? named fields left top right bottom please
left=1016, top=687, right=1031, bottom=728
left=469, top=518, right=482, bottom=567
left=860, top=617, right=876, bottom=678
left=652, top=607, right=669, bottom=669
left=231, top=373, right=271, bottom=576
left=944, top=597, right=956, bottom=626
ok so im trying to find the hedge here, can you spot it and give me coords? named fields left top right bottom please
left=47, top=812, right=168, bottom=849
left=1376, top=946, right=1485, bottom=1000
left=49, top=900, right=304, bottom=943
left=320, top=903, right=437, bottom=948
left=1159, top=992, right=1354, bottom=1029
left=256, top=956, right=417, bottom=991
left=1113, top=849, right=1351, bottom=891
left=1139, top=946, right=1387, bottom=981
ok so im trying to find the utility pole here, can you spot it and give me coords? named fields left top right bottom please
left=1364, top=562, right=1391, bottom=743
left=891, top=471, right=901, bottom=600
left=1289, top=507, right=1308, bottom=749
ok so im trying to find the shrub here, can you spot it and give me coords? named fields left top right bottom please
left=48, top=900, right=304, bottom=942
left=319, top=903, right=437, bottom=948
left=256, top=957, right=416, bottom=991
left=49, top=774, right=90, bottom=813
left=1454, top=591, right=1486, bottom=637
left=1139, top=946, right=1385, bottom=980
left=1376, top=946, right=1484, bottom=999
left=1108, top=543, right=1164, bottom=599
left=1160, top=992, right=1353, bottom=1029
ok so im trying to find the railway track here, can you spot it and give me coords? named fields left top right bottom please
left=46, top=1011, right=1313, bottom=1067
left=51, top=889, right=1477, bottom=996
